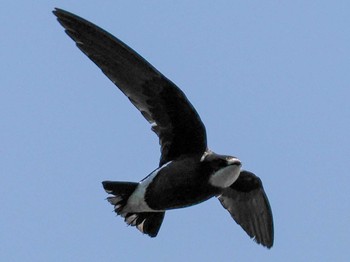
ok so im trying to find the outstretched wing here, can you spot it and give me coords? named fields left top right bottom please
left=53, top=8, right=207, bottom=166
left=218, top=170, right=274, bottom=248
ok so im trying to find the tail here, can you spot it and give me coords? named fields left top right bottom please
left=102, top=181, right=165, bottom=237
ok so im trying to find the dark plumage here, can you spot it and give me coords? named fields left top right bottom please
left=53, top=8, right=274, bottom=248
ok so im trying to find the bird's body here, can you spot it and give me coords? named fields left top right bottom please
left=54, top=8, right=274, bottom=248
left=128, top=157, right=218, bottom=212
left=116, top=152, right=240, bottom=212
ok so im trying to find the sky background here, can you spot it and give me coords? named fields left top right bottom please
left=1, top=1, right=349, bottom=261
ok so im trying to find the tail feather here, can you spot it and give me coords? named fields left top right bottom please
left=102, top=181, right=165, bottom=237
left=103, top=181, right=138, bottom=214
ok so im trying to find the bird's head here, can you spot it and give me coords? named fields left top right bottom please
left=200, top=150, right=242, bottom=188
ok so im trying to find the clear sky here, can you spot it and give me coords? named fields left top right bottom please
left=1, top=1, right=349, bottom=261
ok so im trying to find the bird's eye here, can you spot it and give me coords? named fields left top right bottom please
left=218, top=159, right=227, bottom=166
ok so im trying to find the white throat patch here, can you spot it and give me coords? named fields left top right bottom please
left=209, top=165, right=241, bottom=188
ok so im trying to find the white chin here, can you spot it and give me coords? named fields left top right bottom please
left=209, top=165, right=241, bottom=188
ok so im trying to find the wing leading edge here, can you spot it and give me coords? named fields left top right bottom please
left=53, top=8, right=207, bottom=166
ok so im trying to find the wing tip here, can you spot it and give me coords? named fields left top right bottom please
left=52, top=7, right=66, bottom=17
left=254, top=236, right=274, bottom=249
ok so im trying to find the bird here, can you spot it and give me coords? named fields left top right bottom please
left=53, top=8, right=274, bottom=248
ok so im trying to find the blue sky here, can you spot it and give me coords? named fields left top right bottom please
left=1, top=1, right=349, bottom=261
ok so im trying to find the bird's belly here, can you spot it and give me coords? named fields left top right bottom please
left=145, top=176, right=218, bottom=210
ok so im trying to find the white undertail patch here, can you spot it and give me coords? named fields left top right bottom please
left=137, top=219, right=146, bottom=233
left=123, top=161, right=172, bottom=214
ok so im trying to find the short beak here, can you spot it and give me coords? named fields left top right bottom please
left=227, top=157, right=241, bottom=166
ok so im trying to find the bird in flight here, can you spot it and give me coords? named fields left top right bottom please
left=53, top=8, right=274, bottom=248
